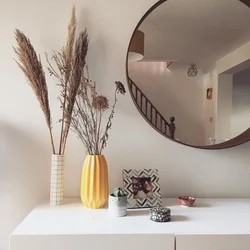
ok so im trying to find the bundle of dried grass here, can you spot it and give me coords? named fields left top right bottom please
left=14, top=6, right=88, bottom=155
left=14, top=29, right=56, bottom=154
left=61, top=30, right=88, bottom=154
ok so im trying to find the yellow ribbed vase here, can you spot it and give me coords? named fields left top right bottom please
left=81, top=155, right=109, bottom=209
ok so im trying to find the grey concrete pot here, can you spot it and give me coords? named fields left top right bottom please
left=108, top=194, right=127, bottom=217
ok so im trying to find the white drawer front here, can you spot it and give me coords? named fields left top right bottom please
left=10, top=234, right=174, bottom=250
left=176, top=235, right=250, bottom=250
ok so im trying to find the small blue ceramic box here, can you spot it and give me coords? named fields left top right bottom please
left=150, top=207, right=171, bottom=222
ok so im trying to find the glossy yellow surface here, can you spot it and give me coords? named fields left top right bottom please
left=81, top=155, right=109, bottom=209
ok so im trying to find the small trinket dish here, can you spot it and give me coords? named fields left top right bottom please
left=150, top=207, right=171, bottom=222
left=178, top=196, right=196, bottom=207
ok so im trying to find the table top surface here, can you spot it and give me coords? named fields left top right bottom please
left=11, top=198, right=250, bottom=236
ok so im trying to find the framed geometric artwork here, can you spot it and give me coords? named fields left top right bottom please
left=122, top=169, right=162, bottom=209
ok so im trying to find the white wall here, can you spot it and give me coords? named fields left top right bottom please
left=232, top=68, right=250, bottom=137
left=216, top=41, right=250, bottom=74
left=1, top=1, right=250, bottom=250
left=0, top=125, right=50, bottom=250
left=203, top=68, right=218, bottom=144
left=129, top=62, right=205, bottom=145
left=216, top=74, right=233, bottom=141
left=203, top=39, right=250, bottom=144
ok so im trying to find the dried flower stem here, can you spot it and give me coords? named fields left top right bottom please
left=71, top=79, right=125, bottom=155
left=100, top=90, right=118, bottom=154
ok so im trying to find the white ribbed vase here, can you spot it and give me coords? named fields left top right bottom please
left=50, top=154, right=64, bottom=206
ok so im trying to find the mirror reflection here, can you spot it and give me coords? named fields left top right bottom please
left=128, top=0, right=250, bottom=147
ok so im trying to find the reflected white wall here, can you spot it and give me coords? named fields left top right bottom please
left=232, top=68, right=250, bottom=137
left=216, top=74, right=233, bottom=141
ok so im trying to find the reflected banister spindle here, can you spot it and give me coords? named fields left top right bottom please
left=128, top=79, right=132, bottom=88
left=155, top=110, right=157, bottom=126
left=150, top=105, right=153, bottom=121
left=169, top=117, right=176, bottom=139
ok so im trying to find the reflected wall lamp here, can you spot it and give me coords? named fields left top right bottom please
left=128, top=30, right=145, bottom=62
left=187, top=64, right=198, bottom=77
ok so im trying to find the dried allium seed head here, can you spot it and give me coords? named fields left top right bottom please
left=115, top=81, right=126, bottom=95
left=92, top=95, right=109, bottom=111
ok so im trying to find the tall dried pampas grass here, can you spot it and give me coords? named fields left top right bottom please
left=14, top=29, right=56, bottom=154
left=14, top=6, right=88, bottom=155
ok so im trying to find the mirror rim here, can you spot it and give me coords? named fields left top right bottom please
left=126, top=0, right=250, bottom=150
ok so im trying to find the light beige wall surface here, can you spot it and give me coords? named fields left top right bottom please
left=203, top=68, right=218, bottom=144
left=232, top=68, right=250, bottom=138
left=216, top=74, right=233, bottom=141
left=1, top=1, right=250, bottom=250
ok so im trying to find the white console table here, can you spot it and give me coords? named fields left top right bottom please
left=10, top=198, right=250, bottom=250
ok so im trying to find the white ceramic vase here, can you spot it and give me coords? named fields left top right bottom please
left=50, top=154, right=64, bottom=206
left=108, top=195, right=127, bottom=217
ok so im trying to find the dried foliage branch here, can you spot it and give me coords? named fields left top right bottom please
left=14, top=6, right=88, bottom=155
left=59, top=6, right=76, bottom=154
left=71, top=78, right=126, bottom=155
left=14, top=29, right=56, bottom=154
left=45, top=7, right=88, bottom=154
left=61, top=30, right=88, bottom=154
left=100, top=81, right=126, bottom=153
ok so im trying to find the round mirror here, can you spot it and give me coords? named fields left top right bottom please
left=127, top=0, right=250, bottom=149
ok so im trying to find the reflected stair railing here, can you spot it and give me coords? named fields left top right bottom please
left=128, top=78, right=176, bottom=139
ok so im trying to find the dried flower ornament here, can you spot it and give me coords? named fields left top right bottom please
left=92, top=96, right=109, bottom=111
left=115, top=81, right=126, bottom=95
left=71, top=79, right=125, bottom=155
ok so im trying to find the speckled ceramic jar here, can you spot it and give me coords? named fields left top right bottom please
left=108, top=195, right=127, bottom=217
left=150, top=207, right=171, bottom=222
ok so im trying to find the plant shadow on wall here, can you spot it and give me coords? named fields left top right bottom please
left=13, top=6, right=125, bottom=208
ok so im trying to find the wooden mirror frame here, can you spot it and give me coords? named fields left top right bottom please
left=126, top=0, right=250, bottom=150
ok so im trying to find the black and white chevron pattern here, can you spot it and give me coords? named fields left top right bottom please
left=122, top=169, right=162, bottom=209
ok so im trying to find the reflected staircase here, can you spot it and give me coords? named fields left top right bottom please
left=128, top=78, right=176, bottom=139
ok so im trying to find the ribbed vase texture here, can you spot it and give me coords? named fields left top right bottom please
left=50, top=154, right=64, bottom=206
left=81, top=155, right=109, bottom=209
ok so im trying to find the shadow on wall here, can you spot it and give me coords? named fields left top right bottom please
left=0, top=122, right=50, bottom=250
